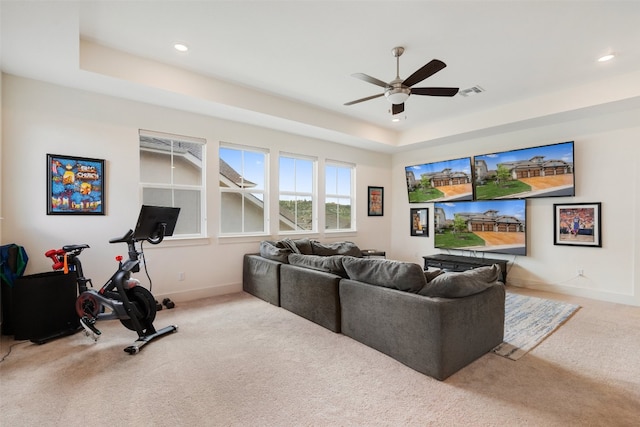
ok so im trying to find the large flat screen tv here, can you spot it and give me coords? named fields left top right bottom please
left=405, top=157, right=473, bottom=203
left=473, top=141, right=574, bottom=200
left=434, top=199, right=526, bottom=256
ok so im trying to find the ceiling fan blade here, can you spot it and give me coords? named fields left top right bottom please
left=402, top=59, right=446, bottom=87
left=344, top=93, right=384, bottom=106
left=392, top=103, right=404, bottom=115
left=411, top=87, right=459, bottom=97
left=351, top=73, right=389, bottom=89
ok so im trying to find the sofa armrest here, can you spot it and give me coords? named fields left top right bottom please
left=280, top=264, right=342, bottom=333
left=243, top=254, right=282, bottom=306
left=339, top=279, right=505, bottom=380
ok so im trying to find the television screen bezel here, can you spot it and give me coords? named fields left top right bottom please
left=433, top=199, right=527, bottom=256
left=473, top=141, right=575, bottom=200
left=133, top=205, right=181, bottom=241
left=405, top=156, right=474, bottom=203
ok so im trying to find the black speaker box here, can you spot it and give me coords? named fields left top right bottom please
left=12, top=271, right=80, bottom=341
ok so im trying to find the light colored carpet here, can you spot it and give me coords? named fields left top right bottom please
left=493, top=292, right=580, bottom=360
left=1, top=287, right=639, bottom=426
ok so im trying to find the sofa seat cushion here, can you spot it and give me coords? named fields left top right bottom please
left=418, top=264, right=502, bottom=298
left=341, top=257, right=426, bottom=293
left=288, top=254, right=348, bottom=278
left=310, top=241, right=363, bottom=257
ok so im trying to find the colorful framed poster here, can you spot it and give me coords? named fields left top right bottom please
left=553, top=202, right=601, bottom=247
left=368, top=186, right=384, bottom=216
left=47, top=154, right=105, bottom=215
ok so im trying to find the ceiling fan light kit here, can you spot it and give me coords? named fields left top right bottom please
left=345, top=46, right=459, bottom=115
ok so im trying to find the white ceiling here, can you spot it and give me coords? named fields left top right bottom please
left=2, top=1, right=640, bottom=153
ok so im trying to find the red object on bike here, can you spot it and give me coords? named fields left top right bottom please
left=116, top=255, right=123, bottom=262
left=44, top=248, right=65, bottom=270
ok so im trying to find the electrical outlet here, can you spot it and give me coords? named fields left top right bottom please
left=577, top=268, right=584, bottom=276
left=178, top=272, right=185, bottom=281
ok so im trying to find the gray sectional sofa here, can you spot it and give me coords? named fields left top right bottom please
left=242, top=239, right=505, bottom=380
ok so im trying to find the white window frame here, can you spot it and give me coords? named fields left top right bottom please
left=219, top=142, right=269, bottom=236
left=139, top=129, right=206, bottom=239
left=278, top=152, right=317, bottom=234
left=325, top=160, right=356, bottom=232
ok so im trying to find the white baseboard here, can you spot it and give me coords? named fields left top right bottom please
left=507, top=278, right=638, bottom=306
left=155, top=283, right=242, bottom=303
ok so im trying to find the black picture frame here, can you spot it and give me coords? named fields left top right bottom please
left=553, top=202, right=601, bottom=247
left=368, top=186, right=383, bottom=216
left=47, top=154, right=105, bottom=215
left=410, top=208, right=429, bottom=237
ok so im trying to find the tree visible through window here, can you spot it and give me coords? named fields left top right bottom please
left=139, top=130, right=206, bottom=237
left=325, top=162, right=354, bottom=231
left=279, top=155, right=315, bottom=232
left=219, top=144, right=268, bottom=235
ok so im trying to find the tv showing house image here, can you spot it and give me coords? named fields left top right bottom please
left=473, top=141, right=574, bottom=200
left=405, top=157, right=473, bottom=203
left=434, top=199, right=526, bottom=256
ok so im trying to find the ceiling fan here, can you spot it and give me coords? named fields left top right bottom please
left=344, top=47, right=459, bottom=115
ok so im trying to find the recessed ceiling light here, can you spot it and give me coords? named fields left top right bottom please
left=174, top=43, right=189, bottom=52
left=597, top=53, right=615, bottom=62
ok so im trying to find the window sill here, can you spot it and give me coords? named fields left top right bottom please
left=142, top=236, right=211, bottom=248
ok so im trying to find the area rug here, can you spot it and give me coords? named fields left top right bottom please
left=493, top=292, right=580, bottom=360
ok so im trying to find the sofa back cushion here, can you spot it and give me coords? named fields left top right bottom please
left=288, top=254, right=348, bottom=278
left=417, top=264, right=502, bottom=298
left=259, top=241, right=292, bottom=263
left=341, top=257, right=426, bottom=293
left=311, top=241, right=363, bottom=257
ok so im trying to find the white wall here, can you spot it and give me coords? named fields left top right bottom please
left=1, top=74, right=392, bottom=301
left=391, top=108, right=640, bottom=306
left=3, top=74, right=638, bottom=307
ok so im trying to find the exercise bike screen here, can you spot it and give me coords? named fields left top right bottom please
left=133, top=205, right=181, bottom=240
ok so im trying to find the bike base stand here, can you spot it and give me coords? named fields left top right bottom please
left=123, top=324, right=178, bottom=354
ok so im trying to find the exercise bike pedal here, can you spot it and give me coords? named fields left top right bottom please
left=80, top=317, right=102, bottom=342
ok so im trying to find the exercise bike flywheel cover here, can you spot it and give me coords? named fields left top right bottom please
left=76, top=292, right=101, bottom=320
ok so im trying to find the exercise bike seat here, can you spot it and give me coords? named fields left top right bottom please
left=62, top=244, right=90, bottom=252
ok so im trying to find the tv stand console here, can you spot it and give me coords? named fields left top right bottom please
left=422, top=254, right=508, bottom=284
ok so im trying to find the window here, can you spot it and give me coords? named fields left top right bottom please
left=325, top=162, right=355, bottom=231
left=139, top=130, right=206, bottom=238
left=219, top=144, right=268, bottom=235
left=279, top=154, right=316, bottom=232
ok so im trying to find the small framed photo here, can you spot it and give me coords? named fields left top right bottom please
left=47, top=154, right=105, bottom=215
left=553, top=202, right=601, bottom=247
left=410, top=207, right=429, bottom=237
left=368, top=186, right=384, bottom=216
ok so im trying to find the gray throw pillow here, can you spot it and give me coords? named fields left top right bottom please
left=259, top=240, right=292, bottom=263
left=418, top=264, right=502, bottom=298
left=424, top=269, right=444, bottom=283
left=292, top=238, right=314, bottom=255
left=279, top=238, right=301, bottom=254
left=311, top=241, right=363, bottom=257
left=288, top=254, right=348, bottom=278
left=341, top=257, right=426, bottom=293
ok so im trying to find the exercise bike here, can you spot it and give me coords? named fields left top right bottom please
left=45, top=205, right=180, bottom=354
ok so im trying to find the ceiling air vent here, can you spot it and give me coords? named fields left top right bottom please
left=458, top=86, right=485, bottom=97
